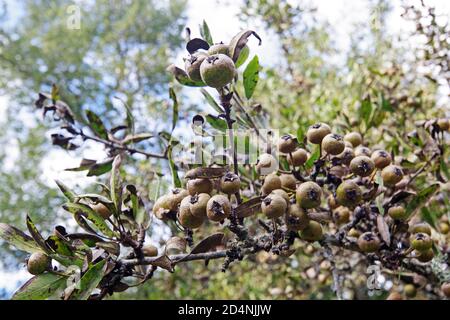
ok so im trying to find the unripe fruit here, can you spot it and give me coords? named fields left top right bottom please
left=262, top=194, right=287, bottom=219
left=404, top=284, right=417, bottom=298
left=327, top=194, right=339, bottom=210
left=288, top=148, right=308, bottom=166
left=270, top=189, right=290, bottom=206
left=189, top=193, right=210, bottom=218
left=357, top=232, right=380, bottom=253
left=142, top=245, right=158, bottom=257
left=279, top=174, right=297, bottom=190
left=187, top=178, right=213, bottom=195
left=286, top=203, right=309, bottom=231
left=439, top=222, right=449, bottom=234
left=206, top=195, right=231, bottom=222
left=153, top=195, right=172, bottom=220
left=415, top=248, right=434, bottom=263
left=344, top=132, right=362, bottom=147
left=437, top=118, right=449, bottom=131
left=441, top=282, right=450, bottom=298
left=381, top=165, right=403, bottom=187
left=350, top=156, right=375, bottom=177
left=277, top=134, right=297, bottom=154
left=262, top=173, right=282, bottom=195
left=92, top=203, right=111, bottom=219
left=185, top=52, right=208, bottom=82
left=167, top=188, right=189, bottom=210
left=337, top=147, right=354, bottom=165
left=296, top=181, right=322, bottom=209
left=322, top=133, right=345, bottom=155
left=386, top=292, right=403, bottom=300
left=354, top=146, right=371, bottom=157
left=256, top=153, right=278, bottom=175
left=27, top=252, right=51, bottom=275
left=208, top=43, right=230, bottom=56
left=409, top=223, right=432, bottom=235
left=333, top=206, right=351, bottom=225
left=178, top=197, right=204, bottom=229
left=300, top=220, right=323, bottom=241
left=200, top=54, right=235, bottom=88
left=220, top=172, right=241, bottom=195
left=348, top=228, right=361, bottom=238
left=410, top=232, right=432, bottom=251
left=371, top=150, right=392, bottom=169
left=335, top=181, right=362, bottom=207
left=306, top=123, right=331, bottom=144
left=388, top=206, right=407, bottom=220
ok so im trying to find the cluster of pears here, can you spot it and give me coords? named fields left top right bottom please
left=153, top=172, right=241, bottom=229
left=256, top=122, right=406, bottom=244
left=185, top=43, right=236, bottom=88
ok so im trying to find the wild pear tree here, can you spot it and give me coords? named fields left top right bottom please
left=0, top=24, right=449, bottom=300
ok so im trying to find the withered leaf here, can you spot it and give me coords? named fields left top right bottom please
left=149, top=255, right=174, bottom=272
left=229, top=30, right=262, bottom=62
left=96, top=241, right=120, bottom=256
left=190, top=233, right=225, bottom=254
left=377, top=215, right=391, bottom=246
left=186, top=38, right=210, bottom=54
left=235, top=196, right=262, bottom=218
left=165, top=236, right=187, bottom=255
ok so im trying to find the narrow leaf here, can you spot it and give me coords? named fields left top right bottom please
left=243, top=55, right=260, bottom=99
left=12, top=273, right=67, bottom=300
left=200, top=20, right=213, bottom=45
left=69, top=259, right=107, bottom=300
left=62, top=203, right=116, bottom=238
left=0, top=223, right=43, bottom=254
left=85, top=110, right=108, bottom=140
left=55, top=180, right=76, bottom=202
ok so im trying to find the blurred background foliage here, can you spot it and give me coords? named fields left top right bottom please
left=0, top=0, right=448, bottom=299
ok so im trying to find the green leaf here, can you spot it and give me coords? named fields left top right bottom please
left=440, top=159, right=450, bottom=180
left=51, top=84, right=60, bottom=102
left=110, top=155, right=122, bottom=213
left=200, top=88, right=223, bottom=113
left=406, top=184, right=440, bottom=217
left=55, top=180, right=76, bottom=202
left=305, top=145, right=320, bottom=169
left=421, top=207, right=437, bottom=228
left=169, top=87, right=179, bottom=132
left=235, top=45, right=249, bottom=69
left=86, top=158, right=113, bottom=176
left=69, top=260, right=107, bottom=300
left=62, top=203, right=116, bottom=238
left=200, top=20, right=213, bottom=45
left=243, top=55, right=260, bottom=99
left=381, top=95, right=394, bottom=112
left=66, top=233, right=104, bottom=248
left=26, top=215, right=52, bottom=254
left=167, top=65, right=206, bottom=87
left=12, top=273, right=67, bottom=300
left=206, top=114, right=227, bottom=131
left=85, top=109, right=108, bottom=140
left=45, top=235, right=75, bottom=256
left=359, top=98, right=372, bottom=127
left=168, top=145, right=181, bottom=188
left=0, top=223, right=43, bottom=254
